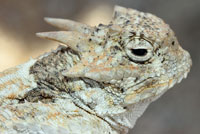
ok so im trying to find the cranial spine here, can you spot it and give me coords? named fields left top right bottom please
left=0, top=5, right=191, bottom=134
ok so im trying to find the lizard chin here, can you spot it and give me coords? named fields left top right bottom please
left=123, top=47, right=192, bottom=105
left=111, top=51, right=192, bottom=130
left=108, top=74, right=190, bottom=131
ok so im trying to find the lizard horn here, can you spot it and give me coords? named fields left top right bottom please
left=36, top=31, right=90, bottom=53
left=113, top=5, right=139, bottom=18
left=113, top=5, right=128, bottom=14
left=113, top=5, right=128, bottom=20
left=44, top=17, right=92, bottom=33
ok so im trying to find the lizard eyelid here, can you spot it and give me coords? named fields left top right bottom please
left=125, top=39, right=153, bottom=63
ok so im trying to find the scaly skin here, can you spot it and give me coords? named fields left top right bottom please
left=0, top=6, right=191, bottom=134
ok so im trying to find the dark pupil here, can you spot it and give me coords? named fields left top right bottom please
left=131, top=49, right=147, bottom=56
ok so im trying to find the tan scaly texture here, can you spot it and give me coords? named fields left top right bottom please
left=0, top=5, right=191, bottom=134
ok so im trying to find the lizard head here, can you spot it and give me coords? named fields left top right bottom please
left=36, top=5, right=191, bottom=130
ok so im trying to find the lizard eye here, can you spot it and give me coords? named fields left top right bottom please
left=131, top=49, right=148, bottom=56
left=125, top=39, right=153, bottom=63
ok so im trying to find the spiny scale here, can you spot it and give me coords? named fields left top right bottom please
left=36, top=7, right=153, bottom=82
left=36, top=31, right=91, bottom=53
left=44, top=17, right=92, bottom=33
left=0, top=5, right=192, bottom=134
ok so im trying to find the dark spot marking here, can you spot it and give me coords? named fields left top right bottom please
left=123, top=106, right=127, bottom=109
left=114, top=46, right=122, bottom=51
left=161, top=58, right=165, bottom=63
left=140, top=34, right=144, bottom=39
left=120, top=88, right=125, bottom=93
left=98, top=23, right=104, bottom=27
left=125, top=20, right=130, bottom=24
left=134, top=77, right=139, bottom=83
left=172, top=41, right=175, bottom=45
left=95, top=28, right=100, bottom=32
left=130, top=32, right=136, bottom=36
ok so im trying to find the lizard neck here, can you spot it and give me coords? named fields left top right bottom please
left=29, top=46, right=161, bottom=133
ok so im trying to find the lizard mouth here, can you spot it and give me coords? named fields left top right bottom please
left=110, top=66, right=191, bottom=130
left=124, top=62, right=191, bottom=105
left=124, top=48, right=192, bottom=105
left=110, top=49, right=192, bottom=130
left=124, top=77, right=170, bottom=105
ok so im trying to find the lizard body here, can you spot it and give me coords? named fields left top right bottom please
left=0, top=6, right=191, bottom=134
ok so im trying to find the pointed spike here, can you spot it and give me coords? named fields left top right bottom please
left=61, top=63, right=125, bottom=82
left=36, top=31, right=90, bottom=53
left=62, top=69, right=85, bottom=78
left=114, top=5, right=128, bottom=14
left=44, top=17, right=92, bottom=33
left=113, top=5, right=139, bottom=17
left=113, top=6, right=128, bottom=20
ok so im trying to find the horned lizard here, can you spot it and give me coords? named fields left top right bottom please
left=0, top=5, right=191, bottom=134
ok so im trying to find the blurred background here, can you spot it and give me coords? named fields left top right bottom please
left=0, top=0, right=199, bottom=134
